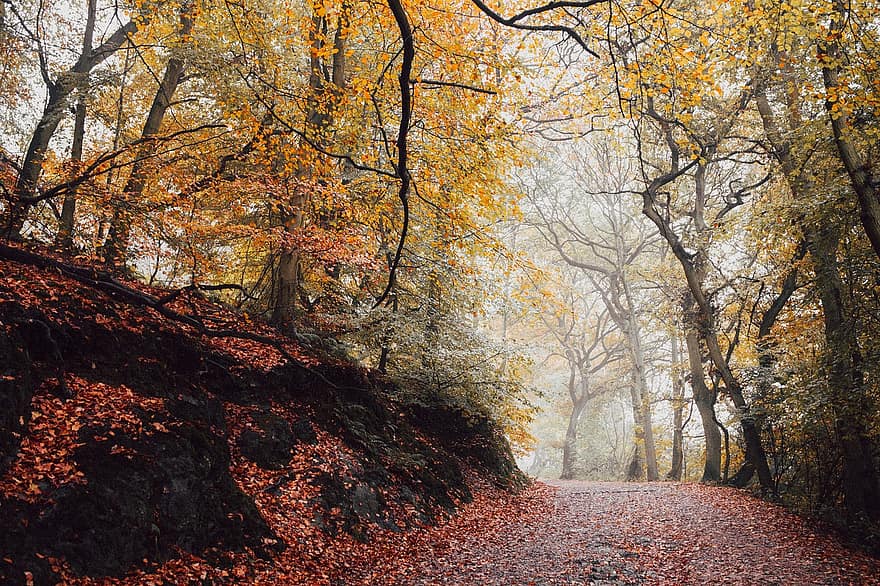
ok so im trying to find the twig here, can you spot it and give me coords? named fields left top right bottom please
left=413, top=79, right=497, bottom=95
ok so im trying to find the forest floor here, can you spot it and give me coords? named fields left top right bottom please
left=382, top=480, right=880, bottom=586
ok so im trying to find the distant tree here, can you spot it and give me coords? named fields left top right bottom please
left=526, top=141, right=662, bottom=481
left=102, top=1, right=194, bottom=267
left=535, top=272, right=622, bottom=479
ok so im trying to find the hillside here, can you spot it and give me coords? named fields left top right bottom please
left=0, top=242, right=523, bottom=585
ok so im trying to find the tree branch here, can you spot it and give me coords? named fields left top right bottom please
left=470, top=0, right=604, bottom=58
left=374, top=0, right=415, bottom=308
left=413, top=79, right=497, bottom=95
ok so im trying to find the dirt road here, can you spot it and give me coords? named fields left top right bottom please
left=382, top=480, right=880, bottom=585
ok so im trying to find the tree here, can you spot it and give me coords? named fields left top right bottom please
left=667, top=333, right=686, bottom=481
left=101, top=1, right=194, bottom=267
left=535, top=272, right=621, bottom=479
left=3, top=1, right=138, bottom=237
left=268, top=0, right=350, bottom=325
left=817, top=0, right=880, bottom=260
left=525, top=139, right=662, bottom=481
left=55, top=0, right=98, bottom=252
left=583, top=0, right=778, bottom=492
left=754, top=45, right=880, bottom=522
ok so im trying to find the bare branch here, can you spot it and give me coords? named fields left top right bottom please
left=413, top=78, right=497, bottom=95
left=469, top=0, right=604, bottom=58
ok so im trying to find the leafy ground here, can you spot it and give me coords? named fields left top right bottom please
left=381, top=480, right=880, bottom=585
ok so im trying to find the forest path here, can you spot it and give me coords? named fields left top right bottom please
left=383, top=480, right=880, bottom=585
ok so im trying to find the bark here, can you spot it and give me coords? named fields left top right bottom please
left=819, top=0, right=880, bottom=260
left=611, top=216, right=659, bottom=481
left=625, top=382, right=647, bottom=481
left=591, top=296, right=655, bottom=482
left=271, top=244, right=303, bottom=325
left=57, top=0, right=97, bottom=252
left=377, top=345, right=390, bottom=374
left=5, top=19, right=137, bottom=237
left=625, top=442, right=643, bottom=482
left=102, top=6, right=193, bottom=267
left=623, top=288, right=658, bottom=481
left=685, top=323, right=721, bottom=482
left=561, top=395, right=587, bottom=480
left=667, top=335, right=684, bottom=481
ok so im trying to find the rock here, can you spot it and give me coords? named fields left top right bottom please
left=292, top=417, right=318, bottom=444
left=33, top=422, right=282, bottom=577
left=238, top=411, right=296, bottom=470
left=313, top=472, right=387, bottom=542
left=0, top=322, right=33, bottom=474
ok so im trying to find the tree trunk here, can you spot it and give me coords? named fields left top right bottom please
left=598, top=268, right=659, bottom=482
left=668, top=335, right=685, bottom=481
left=701, top=322, right=775, bottom=493
left=807, top=224, right=880, bottom=524
left=271, top=236, right=302, bottom=325
left=625, top=382, right=646, bottom=481
left=635, top=366, right=658, bottom=480
left=57, top=0, right=98, bottom=252
left=683, top=310, right=721, bottom=482
left=561, top=396, right=587, bottom=480
left=102, top=6, right=193, bottom=267
left=622, top=291, right=658, bottom=481
left=625, top=442, right=643, bottom=482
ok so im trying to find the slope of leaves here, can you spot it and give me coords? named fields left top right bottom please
left=0, top=242, right=523, bottom=584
